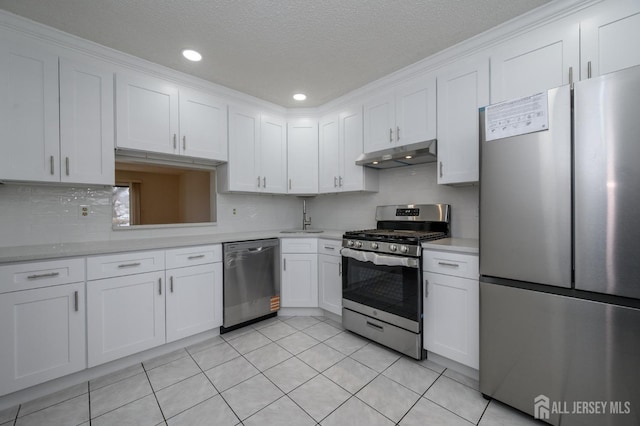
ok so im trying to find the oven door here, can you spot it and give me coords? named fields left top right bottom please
left=341, top=248, right=422, bottom=328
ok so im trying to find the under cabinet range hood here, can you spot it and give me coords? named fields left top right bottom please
left=355, top=139, right=437, bottom=169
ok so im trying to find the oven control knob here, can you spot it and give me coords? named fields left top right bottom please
left=355, top=241, right=363, bottom=248
left=347, top=240, right=354, bottom=247
left=371, top=242, right=379, bottom=249
left=389, top=244, right=397, bottom=252
left=400, top=245, right=409, bottom=253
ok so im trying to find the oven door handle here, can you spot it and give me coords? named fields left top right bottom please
left=340, top=248, right=419, bottom=269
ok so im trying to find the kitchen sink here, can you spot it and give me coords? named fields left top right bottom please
left=280, top=229, right=324, bottom=234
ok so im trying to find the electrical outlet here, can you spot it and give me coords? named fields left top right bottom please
left=79, top=205, right=90, bottom=218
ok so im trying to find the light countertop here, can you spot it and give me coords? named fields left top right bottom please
left=0, top=229, right=345, bottom=264
left=421, top=238, right=479, bottom=254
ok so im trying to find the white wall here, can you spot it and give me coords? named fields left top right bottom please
left=0, top=162, right=477, bottom=247
left=308, top=163, right=479, bottom=239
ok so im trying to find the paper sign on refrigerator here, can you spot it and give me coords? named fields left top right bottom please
left=484, top=92, right=549, bottom=141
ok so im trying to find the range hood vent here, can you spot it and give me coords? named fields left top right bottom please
left=355, top=139, right=437, bottom=169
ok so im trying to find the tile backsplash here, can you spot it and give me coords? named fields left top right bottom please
left=0, top=163, right=478, bottom=248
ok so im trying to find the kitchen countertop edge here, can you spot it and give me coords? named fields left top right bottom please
left=0, top=230, right=345, bottom=264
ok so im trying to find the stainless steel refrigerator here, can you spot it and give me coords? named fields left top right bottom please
left=479, top=65, right=640, bottom=426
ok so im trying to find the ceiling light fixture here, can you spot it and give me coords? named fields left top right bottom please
left=182, top=49, right=202, bottom=62
left=293, top=93, right=307, bottom=101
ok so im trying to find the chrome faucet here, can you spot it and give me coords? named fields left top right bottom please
left=302, top=199, right=312, bottom=230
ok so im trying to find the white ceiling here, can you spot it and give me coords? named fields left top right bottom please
left=0, top=0, right=550, bottom=107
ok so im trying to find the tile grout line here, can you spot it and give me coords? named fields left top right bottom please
left=142, top=362, right=167, bottom=425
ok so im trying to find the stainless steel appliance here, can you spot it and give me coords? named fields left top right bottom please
left=479, top=65, right=640, bottom=426
left=341, top=204, right=450, bottom=359
left=222, top=239, right=280, bottom=331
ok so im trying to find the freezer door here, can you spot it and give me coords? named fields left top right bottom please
left=480, top=86, right=572, bottom=287
left=574, top=65, right=640, bottom=299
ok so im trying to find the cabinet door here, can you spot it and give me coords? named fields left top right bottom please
left=0, top=30, right=59, bottom=182
left=424, top=272, right=479, bottom=369
left=581, top=4, right=640, bottom=78
left=318, top=254, right=342, bottom=316
left=281, top=253, right=318, bottom=307
left=87, top=271, right=165, bottom=367
left=259, top=113, right=287, bottom=193
left=340, top=106, right=373, bottom=192
left=437, top=56, right=489, bottom=185
left=363, top=90, right=395, bottom=153
left=0, top=283, right=85, bottom=395
left=166, top=263, right=222, bottom=342
left=59, top=57, right=114, bottom=185
left=318, top=114, right=341, bottom=193
left=287, top=119, right=318, bottom=194
left=227, top=105, right=260, bottom=191
left=179, top=88, right=228, bottom=161
left=395, top=73, right=437, bottom=146
left=491, top=19, right=579, bottom=102
left=115, top=72, right=179, bottom=154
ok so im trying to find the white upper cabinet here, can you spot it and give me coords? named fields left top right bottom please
left=364, top=72, right=436, bottom=153
left=581, top=1, right=640, bottom=78
left=490, top=17, right=579, bottom=102
left=178, top=88, right=228, bottom=161
left=220, top=105, right=287, bottom=193
left=436, top=55, right=490, bottom=185
left=0, top=31, right=113, bottom=185
left=59, top=57, right=115, bottom=185
left=116, top=72, right=227, bottom=162
left=319, top=106, right=378, bottom=194
left=287, top=118, right=318, bottom=194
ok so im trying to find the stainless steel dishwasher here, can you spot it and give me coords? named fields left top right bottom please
left=222, top=238, right=280, bottom=331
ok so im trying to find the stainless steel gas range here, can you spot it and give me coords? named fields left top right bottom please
left=340, top=204, right=450, bottom=359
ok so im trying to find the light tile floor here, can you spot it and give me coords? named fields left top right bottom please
left=0, top=316, right=545, bottom=426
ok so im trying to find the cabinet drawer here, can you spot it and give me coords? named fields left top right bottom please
left=318, top=239, right=342, bottom=256
left=165, top=244, right=221, bottom=269
left=423, top=250, right=479, bottom=279
left=87, top=250, right=164, bottom=280
left=281, top=238, right=317, bottom=253
left=0, top=258, right=85, bottom=294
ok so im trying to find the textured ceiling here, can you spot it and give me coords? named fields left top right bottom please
left=0, top=0, right=550, bottom=107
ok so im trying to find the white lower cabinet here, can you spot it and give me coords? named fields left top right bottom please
left=0, top=258, right=86, bottom=396
left=423, top=249, right=479, bottom=369
left=165, top=245, right=223, bottom=343
left=87, top=270, right=166, bottom=367
left=318, top=239, right=342, bottom=315
left=281, top=238, right=318, bottom=308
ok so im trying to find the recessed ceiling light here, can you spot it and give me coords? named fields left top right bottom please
left=372, top=161, right=379, bottom=165
left=293, top=93, right=307, bottom=101
left=182, top=49, right=202, bottom=62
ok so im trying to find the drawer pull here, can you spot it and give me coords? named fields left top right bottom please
left=187, top=255, right=205, bottom=260
left=438, top=261, right=460, bottom=268
left=27, top=272, right=60, bottom=280
left=324, top=246, right=336, bottom=250
left=118, top=262, right=141, bottom=268
left=366, top=321, right=384, bottom=331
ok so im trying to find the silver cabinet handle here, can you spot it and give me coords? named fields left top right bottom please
left=439, top=161, right=443, bottom=178
left=50, top=156, right=55, bottom=175
left=183, top=135, right=186, bottom=150
left=289, top=179, right=292, bottom=190
left=27, top=272, right=60, bottom=280
left=424, top=279, right=428, bottom=297
left=263, top=176, right=266, bottom=187
left=283, top=258, right=287, bottom=271
left=173, top=134, right=177, bottom=149
left=339, top=262, right=342, bottom=277
left=569, top=66, right=574, bottom=85
left=158, top=278, right=162, bottom=295
left=438, top=261, right=460, bottom=267
left=187, top=254, right=205, bottom=260
left=170, top=276, right=174, bottom=293
left=324, top=246, right=335, bottom=250
left=397, top=126, right=400, bottom=141
left=65, top=157, right=70, bottom=176
left=389, top=128, right=393, bottom=143
left=74, top=290, right=79, bottom=312
left=339, top=176, right=343, bottom=187
left=118, top=262, right=141, bottom=268
left=587, top=61, right=592, bottom=79
left=257, top=176, right=261, bottom=188
left=334, top=176, right=338, bottom=187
